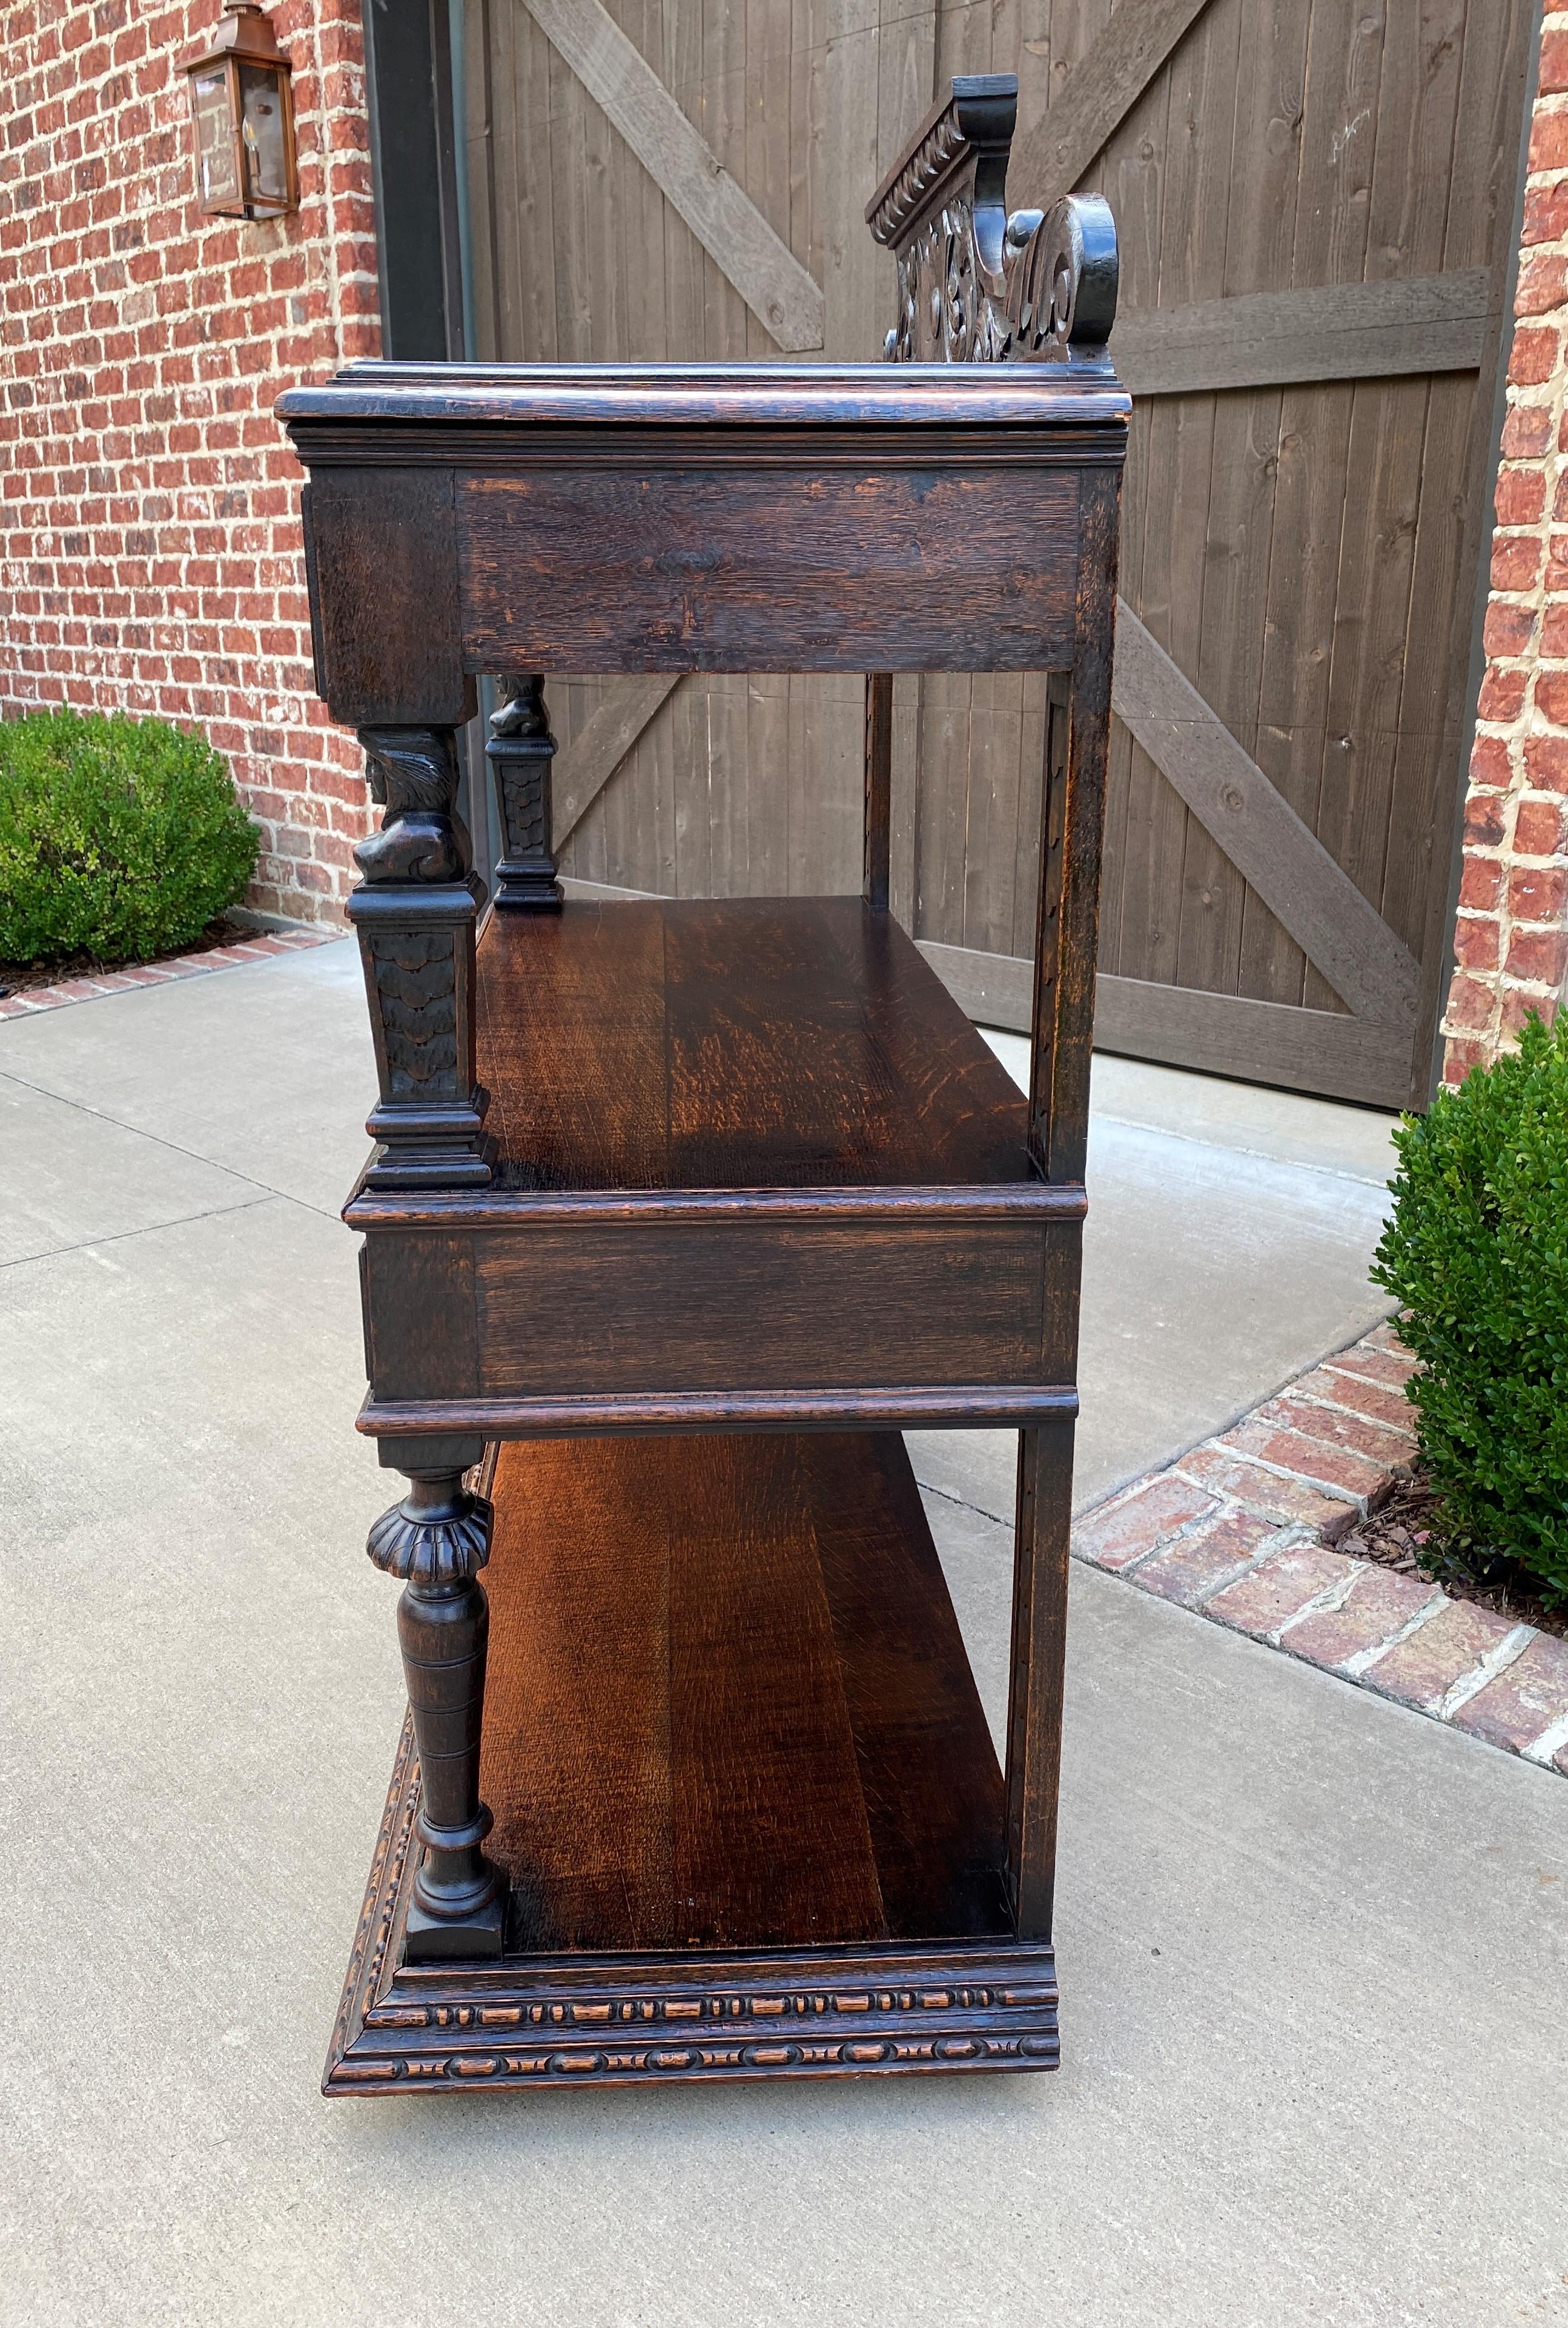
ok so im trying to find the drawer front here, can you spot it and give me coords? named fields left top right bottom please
left=361, top=1219, right=1082, bottom=1417
left=474, top=1220, right=1065, bottom=1398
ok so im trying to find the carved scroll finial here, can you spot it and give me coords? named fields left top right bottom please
left=868, top=74, right=1119, bottom=372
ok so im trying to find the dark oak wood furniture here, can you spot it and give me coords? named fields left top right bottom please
left=281, top=91, right=1126, bottom=2094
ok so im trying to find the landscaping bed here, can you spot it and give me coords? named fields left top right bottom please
left=1348, top=1463, right=1568, bottom=1643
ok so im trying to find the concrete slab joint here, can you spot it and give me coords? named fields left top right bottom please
left=1073, top=1321, right=1568, bottom=1777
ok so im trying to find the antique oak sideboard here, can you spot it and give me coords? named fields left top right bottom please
left=280, top=74, right=1126, bottom=2096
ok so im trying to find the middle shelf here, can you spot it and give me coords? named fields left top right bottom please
left=351, top=894, right=1082, bottom=1440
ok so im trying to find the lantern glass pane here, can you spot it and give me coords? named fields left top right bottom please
left=191, top=68, right=240, bottom=210
left=238, top=64, right=289, bottom=208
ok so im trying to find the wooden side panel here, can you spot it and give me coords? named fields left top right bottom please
left=362, top=1234, right=479, bottom=1402
left=303, top=468, right=471, bottom=727
left=454, top=469, right=1080, bottom=675
left=473, top=1218, right=1056, bottom=1394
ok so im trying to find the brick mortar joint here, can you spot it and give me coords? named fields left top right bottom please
left=1071, top=1322, right=1568, bottom=1774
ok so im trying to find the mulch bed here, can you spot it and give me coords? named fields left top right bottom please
left=0, top=916, right=252, bottom=997
left=1346, top=1464, right=1567, bottom=1641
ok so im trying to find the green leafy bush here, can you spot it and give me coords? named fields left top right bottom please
left=0, top=707, right=258, bottom=967
left=1371, top=1011, right=1568, bottom=1604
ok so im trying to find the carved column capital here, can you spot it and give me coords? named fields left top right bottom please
left=367, top=1472, right=494, bottom=1586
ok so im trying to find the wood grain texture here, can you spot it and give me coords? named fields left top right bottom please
left=302, top=470, right=471, bottom=727
left=454, top=466, right=1082, bottom=674
left=1010, top=0, right=1216, bottom=213
left=520, top=0, right=825, bottom=351
left=473, top=894, right=1034, bottom=1192
left=1111, top=604, right=1421, bottom=1024
left=1113, top=269, right=1492, bottom=397
left=552, top=673, right=681, bottom=847
left=477, top=1432, right=1009, bottom=1952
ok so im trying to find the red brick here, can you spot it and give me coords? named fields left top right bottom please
left=1534, top=667, right=1568, bottom=728
left=1170, top=1446, right=1358, bottom=1537
left=1282, top=1568, right=1443, bottom=1672
left=1503, top=402, right=1552, bottom=457
left=1478, top=666, right=1528, bottom=721
left=1327, top=1342, right=1418, bottom=1394
left=1524, top=733, right=1568, bottom=792
left=1514, top=251, right=1568, bottom=315
left=1463, top=789, right=1509, bottom=847
left=1130, top=1508, right=1282, bottom=1610
left=1300, top=1364, right=1417, bottom=1434
left=1220, top=1418, right=1389, bottom=1502
left=1365, top=1598, right=1522, bottom=1715
left=1073, top=1475, right=1220, bottom=1573
left=1489, top=531, right=1543, bottom=590
left=1451, top=916, right=1502, bottom=973
left=1492, top=467, right=1546, bottom=527
left=1205, top=1544, right=1357, bottom=1642
left=1457, top=854, right=1503, bottom=911
left=0, top=0, right=379, bottom=930
left=1523, top=177, right=1568, bottom=244
left=1541, top=28, right=1568, bottom=94
left=1508, top=862, right=1568, bottom=923
left=1508, top=323, right=1562, bottom=384
left=1502, top=986, right=1561, bottom=1042
left=1481, top=597, right=1536, bottom=656
left=1506, top=925, right=1568, bottom=984
left=1513, top=796, right=1568, bottom=856
left=1259, top=1392, right=1414, bottom=1467
left=1451, top=1632, right=1568, bottom=1755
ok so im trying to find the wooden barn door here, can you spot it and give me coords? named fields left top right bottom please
left=458, top=0, right=1536, bottom=1109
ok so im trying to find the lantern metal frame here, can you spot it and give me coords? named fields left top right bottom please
left=182, top=4, right=299, bottom=222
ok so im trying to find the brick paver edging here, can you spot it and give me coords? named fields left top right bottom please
left=0, top=927, right=338, bottom=1019
left=1074, top=1321, right=1568, bottom=1777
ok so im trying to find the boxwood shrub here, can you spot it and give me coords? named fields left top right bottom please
left=1371, top=1010, right=1568, bottom=1604
left=0, top=707, right=258, bottom=967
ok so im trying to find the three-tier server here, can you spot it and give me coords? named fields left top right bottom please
left=282, top=81, right=1126, bottom=2094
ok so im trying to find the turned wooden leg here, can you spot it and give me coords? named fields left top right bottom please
left=368, top=1467, right=505, bottom=1960
left=487, top=675, right=563, bottom=910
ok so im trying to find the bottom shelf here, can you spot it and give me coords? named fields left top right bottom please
left=325, top=1432, right=1060, bottom=2093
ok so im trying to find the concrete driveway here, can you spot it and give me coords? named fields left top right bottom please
left=2, top=937, right=1564, bottom=2328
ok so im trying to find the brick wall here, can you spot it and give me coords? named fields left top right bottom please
left=0, top=0, right=380, bottom=927
left=1444, top=10, right=1568, bottom=1081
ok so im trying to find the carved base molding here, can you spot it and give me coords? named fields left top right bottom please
left=323, top=1715, right=1060, bottom=2094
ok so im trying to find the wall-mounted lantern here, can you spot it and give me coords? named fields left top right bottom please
left=182, top=4, right=298, bottom=221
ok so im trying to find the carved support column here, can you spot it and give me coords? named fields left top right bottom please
left=347, top=726, right=493, bottom=1190
left=368, top=1467, right=505, bottom=1961
left=486, top=676, right=563, bottom=910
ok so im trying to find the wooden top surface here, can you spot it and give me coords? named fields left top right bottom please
left=278, top=359, right=1128, bottom=442
left=480, top=1430, right=1010, bottom=1953
left=475, top=896, right=1033, bottom=1194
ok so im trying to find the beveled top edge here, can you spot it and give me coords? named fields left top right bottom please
left=276, top=359, right=1130, bottom=432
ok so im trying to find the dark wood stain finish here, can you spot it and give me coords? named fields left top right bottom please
left=284, top=160, right=1123, bottom=2094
